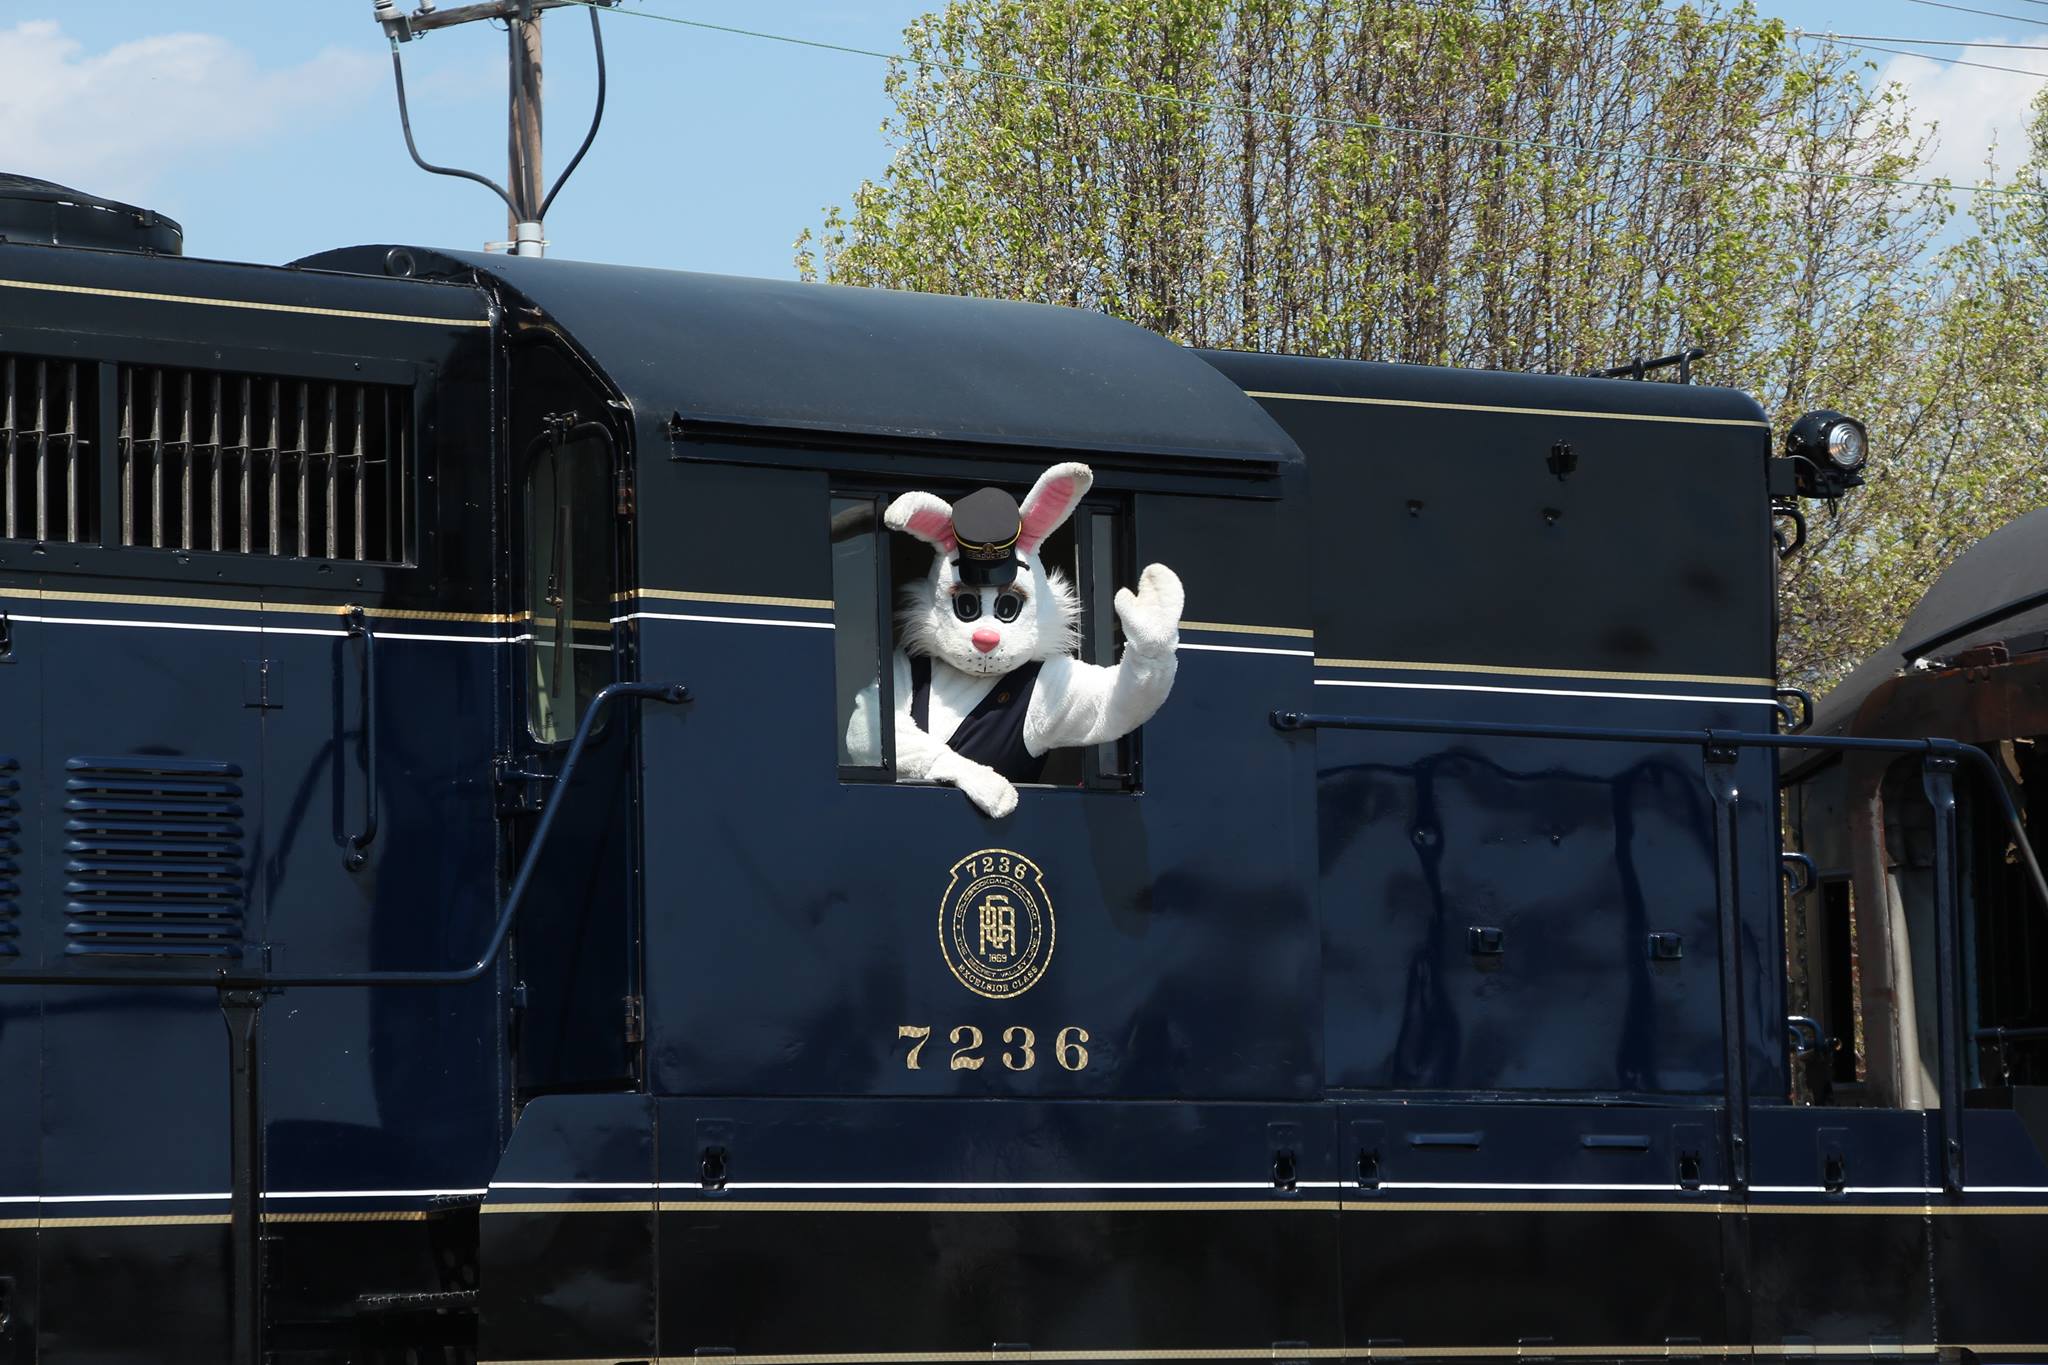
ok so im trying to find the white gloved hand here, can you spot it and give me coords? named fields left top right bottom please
left=929, top=749, right=1020, bottom=819
left=1114, top=563, right=1185, bottom=658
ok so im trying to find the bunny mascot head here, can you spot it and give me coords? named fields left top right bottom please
left=845, top=461, right=1184, bottom=819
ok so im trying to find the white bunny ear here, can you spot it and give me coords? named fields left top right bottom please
left=884, top=490, right=957, bottom=554
left=1017, top=462, right=1093, bottom=555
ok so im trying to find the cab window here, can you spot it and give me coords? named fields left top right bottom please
left=830, top=483, right=1135, bottom=791
left=524, top=420, right=614, bottom=743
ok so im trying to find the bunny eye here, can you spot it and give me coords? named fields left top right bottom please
left=993, top=592, right=1024, bottom=623
left=952, top=593, right=982, bottom=622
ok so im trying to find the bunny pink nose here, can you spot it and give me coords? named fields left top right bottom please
left=971, top=628, right=1001, bottom=653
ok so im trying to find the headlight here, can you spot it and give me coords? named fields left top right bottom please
left=1824, top=418, right=1866, bottom=471
left=1782, top=409, right=1868, bottom=500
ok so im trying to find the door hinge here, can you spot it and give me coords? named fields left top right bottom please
left=615, top=465, right=635, bottom=519
left=623, top=994, right=645, bottom=1044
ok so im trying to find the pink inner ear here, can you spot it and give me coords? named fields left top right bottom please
left=1018, top=476, right=1082, bottom=554
left=904, top=505, right=957, bottom=553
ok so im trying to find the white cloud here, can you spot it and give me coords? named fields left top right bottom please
left=0, top=20, right=379, bottom=204
left=1879, top=39, right=2048, bottom=186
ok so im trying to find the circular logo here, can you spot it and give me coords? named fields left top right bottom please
left=939, top=849, right=1055, bottom=999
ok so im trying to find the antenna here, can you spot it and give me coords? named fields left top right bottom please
left=374, top=0, right=615, bottom=257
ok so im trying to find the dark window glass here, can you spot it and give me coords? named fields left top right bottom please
left=525, top=431, right=613, bottom=743
left=832, top=495, right=890, bottom=770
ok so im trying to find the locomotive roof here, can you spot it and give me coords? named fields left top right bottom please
left=1807, top=504, right=2048, bottom=741
left=305, top=247, right=1302, bottom=470
left=1198, top=347, right=1773, bottom=430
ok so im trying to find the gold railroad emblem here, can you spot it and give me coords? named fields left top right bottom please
left=939, top=849, right=1054, bottom=999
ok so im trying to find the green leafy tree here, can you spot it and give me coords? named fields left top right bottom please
left=800, top=0, right=2048, bottom=689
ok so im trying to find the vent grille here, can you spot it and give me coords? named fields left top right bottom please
left=117, top=365, right=407, bottom=563
left=64, top=757, right=246, bottom=959
left=2, top=354, right=95, bottom=544
left=0, top=756, right=18, bottom=958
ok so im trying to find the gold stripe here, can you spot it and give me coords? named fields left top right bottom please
left=1749, top=1202, right=2048, bottom=1217
left=479, top=1203, right=2048, bottom=1219
left=485, top=1199, right=1341, bottom=1215
left=486, top=1196, right=2047, bottom=1219
left=1349, top=1200, right=1733, bottom=1215
left=0, top=277, right=491, bottom=328
left=40, top=1212, right=232, bottom=1228
left=482, top=1200, right=658, bottom=1215
left=625, top=588, right=835, bottom=611
left=1750, top=1350, right=1942, bottom=1359
left=1181, top=619, right=1315, bottom=640
left=30, top=1208, right=445, bottom=1229
left=1314, top=656, right=1776, bottom=688
left=1245, top=389, right=1770, bottom=430
left=0, top=1217, right=33, bottom=1231
left=476, top=1349, right=2048, bottom=1365
left=679, top=1199, right=1342, bottom=1214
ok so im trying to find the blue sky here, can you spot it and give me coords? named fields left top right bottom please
left=4, top=1, right=2045, bottom=277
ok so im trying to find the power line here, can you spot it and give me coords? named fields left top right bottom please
left=1403, top=0, right=2048, bottom=73
left=1901, top=0, right=2048, bottom=24
left=1840, top=37, right=2048, bottom=77
left=567, top=1, right=2042, bottom=200
left=1807, top=31, right=2048, bottom=50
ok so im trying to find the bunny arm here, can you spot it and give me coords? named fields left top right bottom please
left=1023, top=639, right=1178, bottom=755
left=845, top=655, right=1019, bottom=816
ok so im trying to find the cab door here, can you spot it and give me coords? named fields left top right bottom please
left=504, top=340, right=633, bottom=1094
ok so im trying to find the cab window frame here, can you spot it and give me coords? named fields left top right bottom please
left=830, top=478, right=1139, bottom=795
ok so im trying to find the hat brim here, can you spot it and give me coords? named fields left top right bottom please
left=955, top=555, right=1020, bottom=587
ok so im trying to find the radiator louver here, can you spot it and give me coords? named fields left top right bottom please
left=1, top=354, right=94, bottom=544
left=117, top=365, right=407, bottom=563
left=0, top=755, right=18, bottom=958
left=64, top=757, right=247, bottom=959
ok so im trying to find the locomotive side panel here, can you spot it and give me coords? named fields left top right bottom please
left=1201, top=351, right=1782, bottom=1099
left=649, top=1096, right=1343, bottom=1362
left=0, top=244, right=507, bottom=1360
left=632, top=454, right=1319, bottom=1102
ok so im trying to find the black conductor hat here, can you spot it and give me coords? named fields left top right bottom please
left=950, top=486, right=1024, bottom=586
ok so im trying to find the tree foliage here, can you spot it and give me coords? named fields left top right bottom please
left=799, top=0, right=2048, bottom=689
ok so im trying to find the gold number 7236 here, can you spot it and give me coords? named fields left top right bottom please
left=897, top=1024, right=1089, bottom=1072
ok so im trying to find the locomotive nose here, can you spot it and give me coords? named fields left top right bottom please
left=971, top=628, right=1001, bottom=653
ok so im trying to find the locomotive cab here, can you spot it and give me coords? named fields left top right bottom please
left=375, top=253, right=1334, bottom=1362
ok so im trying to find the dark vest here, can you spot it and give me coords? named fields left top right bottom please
left=911, top=655, right=1047, bottom=783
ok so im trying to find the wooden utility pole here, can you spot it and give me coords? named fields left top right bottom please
left=508, top=7, right=543, bottom=244
left=375, top=0, right=610, bottom=255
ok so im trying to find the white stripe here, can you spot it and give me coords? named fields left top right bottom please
left=10, top=613, right=524, bottom=646
left=1746, top=1185, right=2048, bottom=1196
left=712, top=1180, right=1282, bottom=1192
left=263, top=1187, right=488, bottom=1200
left=1313, top=677, right=1780, bottom=706
left=613, top=610, right=834, bottom=630
left=40, top=1192, right=230, bottom=1204
left=26, top=1180, right=2040, bottom=1203
left=1379, top=1181, right=1733, bottom=1194
left=629, top=1179, right=1740, bottom=1195
left=24, top=1188, right=487, bottom=1204
left=1181, top=642, right=1315, bottom=658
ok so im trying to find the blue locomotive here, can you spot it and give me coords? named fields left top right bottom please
left=0, top=175, right=2042, bottom=1364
